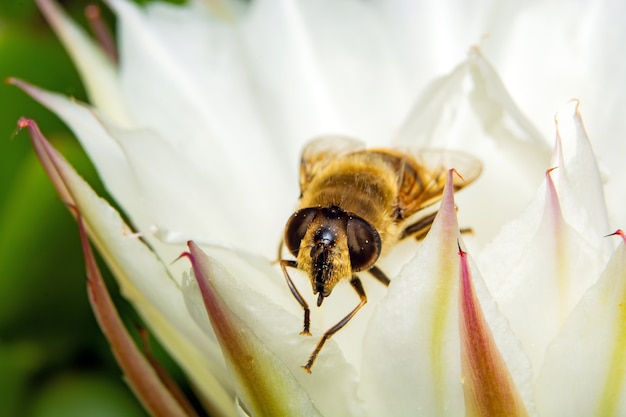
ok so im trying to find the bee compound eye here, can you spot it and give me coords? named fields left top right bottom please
left=346, top=215, right=381, bottom=271
left=284, top=208, right=319, bottom=257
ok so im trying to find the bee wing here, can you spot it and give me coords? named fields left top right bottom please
left=397, top=148, right=482, bottom=216
left=299, top=135, right=366, bottom=194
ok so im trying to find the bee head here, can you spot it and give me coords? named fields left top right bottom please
left=284, top=206, right=382, bottom=305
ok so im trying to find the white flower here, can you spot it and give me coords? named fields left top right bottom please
left=14, top=0, right=626, bottom=416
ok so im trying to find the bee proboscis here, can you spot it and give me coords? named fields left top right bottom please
left=280, top=136, right=481, bottom=373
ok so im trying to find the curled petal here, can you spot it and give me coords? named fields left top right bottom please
left=396, top=49, right=551, bottom=246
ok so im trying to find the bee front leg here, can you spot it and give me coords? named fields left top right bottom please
left=367, top=265, right=391, bottom=287
left=398, top=211, right=438, bottom=241
left=280, top=259, right=311, bottom=336
left=400, top=210, right=473, bottom=241
left=302, top=275, right=367, bottom=373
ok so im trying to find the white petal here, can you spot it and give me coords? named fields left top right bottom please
left=12, top=80, right=143, bottom=225
left=108, top=0, right=295, bottom=255
left=372, top=0, right=501, bottom=82
left=36, top=0, right=129, bottom=124
left=552, top=101, right=611, bottom=254
left=95, top=120, right=242, bottom=245
left=396, top=50, right=551, bottom=247
left=536, top=237, right=626, bottom=416
left=242, top=0, right=411, bottom=147
left=478, top=177, right=604, bottom=375
left=479, top=105, right=612, bottom=374
left=473, top=1, right=626, bottom=228
left=181, top=245, right=364, bottom=417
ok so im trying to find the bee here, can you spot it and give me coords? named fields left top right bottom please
left=280, top=136, right=481, bottom=373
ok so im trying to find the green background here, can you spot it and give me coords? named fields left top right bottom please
left=0, top=1, right=188, bottom=416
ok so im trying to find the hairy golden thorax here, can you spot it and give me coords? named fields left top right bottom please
left=299, top=152, right=402, bottom=247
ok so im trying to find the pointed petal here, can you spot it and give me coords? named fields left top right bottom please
left=182, top=241, right=364, bottom=417
left=536, top=232, right=626, bottom=416
left=84, top=4, right=118, bottom=63
left=361, top=170, right=535, bottom=416
left=76, top=209, right=193, bottom=417
left=458, top=247, right=529, bottom=417
left=552, top=101, right=611, bottom=254
left=36, top=0, right=129, bottom=123
left=18, top=118, right=237, bottom=417
left=478, top=107, right=609, bottom=374
left=186, top=241, right=323, bottom=417
left=479, top=3, right=626, bottom=230
left=360, top=170, right=464, bottom=416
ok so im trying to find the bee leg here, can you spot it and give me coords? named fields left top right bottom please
left=302, top=275, right=367, bottom=373
left=398, top=211, right=438, bottom=241
left=401, top=211, right=474, bottom=241
left=280, top=259, right=311, bottom=336
left=367, top=265, right=390, bottom=287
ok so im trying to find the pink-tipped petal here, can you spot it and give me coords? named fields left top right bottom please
left=185, top=241, right=323, bottom=417
left=19, top=117, right=192, bottom=415
left=458, top=247, right=529, bottom=417
left=362, top=169, right=535, bottom=416
left=85, top=4, right=119, bottom=64
left=17, top=118, right=237, bottom=417
left=17, top=118, right=74, bottom=206
left=478, top=105, right=608, bottom=375
left=179, top=243, right=362, bottom=417
left=77, top=210, right=194, bottom=417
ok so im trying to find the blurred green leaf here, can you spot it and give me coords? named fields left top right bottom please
left=0, top=137, right=97, bottom=334
left=0, top=341, right=44, bottom=417
left=26, top=373, right=148, bottom=417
